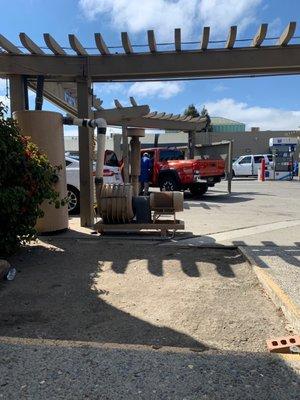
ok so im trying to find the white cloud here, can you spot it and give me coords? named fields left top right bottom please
left=199, top=0, right=262, bottom=36
left=128, top=81, right=183, bottom=99
left=79, top=0, right=262, bottom=40
left=203, top=98, right=300, bottom=130
left=94, top=82, right=126, bottom=96
left=268, top=17, right=282, bottom=37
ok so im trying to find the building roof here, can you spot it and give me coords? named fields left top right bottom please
left=211, top=117, right=245, bottom=126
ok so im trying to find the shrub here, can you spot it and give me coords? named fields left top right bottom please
left=0, top=103, right=64, bottom=256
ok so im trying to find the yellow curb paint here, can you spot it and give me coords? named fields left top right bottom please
left=277, top=353, right=300, bottom=363
left=238, top=247, right=300, bottom=327
left=253, top=266, right=300, bottom=319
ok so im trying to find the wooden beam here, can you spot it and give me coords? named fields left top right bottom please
left=121, top=32, right=133, bottom=54
left=19, top=33, right=45, bottom=55
left=133, top=115, right=207, bottom=131
left=175, top=28, right=181, bottom=51
left=2, top=46, right=300, bottom=80
left=77, top=79, right=94, bottom=227
left=94, top=33, right=110, bottom=55
left=44, top=33, right=66, bottom=55
left=277, top=22, right=296, bottom=46
left=252, top=24, right=268, bottom=47
left=147, top=30, right=157, bottom=53
left=201, top=27, right=210, bottom=50
left=69, top=34, right=88, bottom=55
left=0, top=34, right=22, bottom=54
left=94, top=105, right=150, bottom=124
left=225, top=26, right=237, bottom=49
left=171, top=114, right=181, bottom=120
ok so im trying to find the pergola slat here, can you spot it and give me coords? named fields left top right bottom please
left=69, top=34, right=88, bottom=55
left=121, top=32, right=133, bottom=54
left=171, top=114, right=181, bottom=120
left=130, top=96, right=138, bottom=106
left=44, top=33, right=66, bottom=55
left=93, top=97, right=103, bottom=110
left=277, top=22, right=296, bottom=46
left=114, top=99, right=123, bottom=108
left=95, top=33, right=110, bottom=55
left=181, top=115, right=193, bottom=121
left=252, top=24, right=268, bottom=47
left=0, top=34, right=23, bottom=54
left=175, top=28, right=181, bottom=51
left=161, top=113, right=173, bottom=119
left=147, top=30, right=157, bottom=53
left=155, top=112, right=166, bottom=118
left=201, top=27, right=210, bottom=50
left=19, top=33, right=45, bottom=55
left=145, top=112, right=157, bottom=118
left=225, top=26, right=237, bottom=49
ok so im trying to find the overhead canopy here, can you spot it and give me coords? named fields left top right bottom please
left=29, top=81, right=208, bottom=131
left=0, top=22, right=299, bottom=81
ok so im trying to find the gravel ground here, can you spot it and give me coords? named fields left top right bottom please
left=0, top=239, right=298, bottom=399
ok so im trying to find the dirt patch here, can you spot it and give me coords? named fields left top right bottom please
left=0, top=238, right=287, bottom=352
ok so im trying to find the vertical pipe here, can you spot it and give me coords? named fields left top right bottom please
left=122, top=124, right=129, bottom=183
left=95, top=131, right=106, bottom=212
left=77, top=79, right=94, bottom=227
left=23, top=76, right=29, bottom=110
left=130, top=136, right=141, bottom=197
left=227, top=140, right=233, bottom=194
left=188, top=130, right=196, bottom=159
left=35, top=75, right=44, bottom=111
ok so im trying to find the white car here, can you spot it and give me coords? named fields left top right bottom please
left=232, top=154, right=273, bottom=177
left=66, top=151, right=123, bottom=214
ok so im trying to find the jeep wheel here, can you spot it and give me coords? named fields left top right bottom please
left=190, top=183, right=208, bottom=196
left=67, top=185, right=80, bottom=215
left=160, top=176, right=180, bottom=192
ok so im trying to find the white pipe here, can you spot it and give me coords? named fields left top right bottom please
left=63, top=116, right=107, bottom=181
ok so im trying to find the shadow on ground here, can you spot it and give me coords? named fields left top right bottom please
left=0, top=232, right=246, bottom=348
left=0, top=231, right=299, bottom=398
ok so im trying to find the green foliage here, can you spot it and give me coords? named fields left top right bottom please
left=0, top=103, right=64, bottom=256
left=184, top=104, right=200, bottom=118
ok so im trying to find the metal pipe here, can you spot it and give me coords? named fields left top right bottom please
left=63, top=116, right=107, bottom=210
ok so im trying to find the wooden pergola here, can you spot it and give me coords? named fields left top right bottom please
left=0, top=21, right=299, bottom=226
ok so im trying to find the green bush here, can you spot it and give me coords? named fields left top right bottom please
left=0, top=103, right=64, bottom=256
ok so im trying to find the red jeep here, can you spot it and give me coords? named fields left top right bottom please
left=144, top=147, right=225, bottom=195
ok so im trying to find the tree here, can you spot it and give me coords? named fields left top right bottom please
left=184, top=104, right=200, bottom=118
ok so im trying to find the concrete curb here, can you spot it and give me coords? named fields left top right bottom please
left=238, top=246, right=300, bottom=333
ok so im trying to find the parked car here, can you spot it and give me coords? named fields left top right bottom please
left=142, top=147, right=225, bottom=196
left=232, top=154, right=273, bottom=177
left=66, top=151, right=123, bottom=214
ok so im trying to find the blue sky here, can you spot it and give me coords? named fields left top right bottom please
left=1, top=0, right=300, bottom=131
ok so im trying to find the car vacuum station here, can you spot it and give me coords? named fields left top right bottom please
left=13, top=110, right=184, bottom=238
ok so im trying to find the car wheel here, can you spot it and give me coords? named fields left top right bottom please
left=67, top=186, right=80, bottom=215
left=160, top=176, right=180, bottom=191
